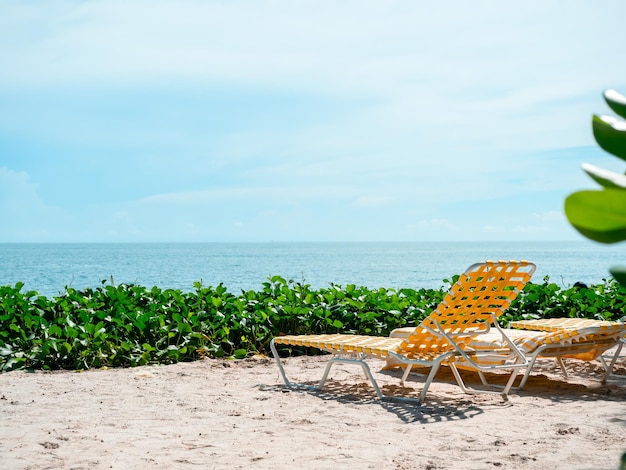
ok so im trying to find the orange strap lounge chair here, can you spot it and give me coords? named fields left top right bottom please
left=508, top=318, right=625, bottom=387
left=389, top=315, right=625, bottom=391
left=270, top=260, right=536, bottom=402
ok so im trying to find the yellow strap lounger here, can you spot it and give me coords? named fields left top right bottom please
left=389, top=317, right=625, bottom=391
left=270, top=260, right=536, bottom=402
left=508, top=318, right=625, bottom=386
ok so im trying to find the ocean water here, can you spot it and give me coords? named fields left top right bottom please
left=2, top=242, right=626, bottom=298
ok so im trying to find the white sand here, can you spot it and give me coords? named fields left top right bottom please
left=1, top=349, right=625, bottom=470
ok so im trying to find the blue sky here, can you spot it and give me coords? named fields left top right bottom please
left=1, top=0, right=625, bottom=242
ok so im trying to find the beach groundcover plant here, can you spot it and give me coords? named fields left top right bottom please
left=1, top=275, right=625, bottom=372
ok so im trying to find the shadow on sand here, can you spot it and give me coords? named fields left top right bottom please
left=262, top=358, right=626, bottom=425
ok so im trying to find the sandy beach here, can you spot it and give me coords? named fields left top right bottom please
left=1, top=349, right=625, bottom=470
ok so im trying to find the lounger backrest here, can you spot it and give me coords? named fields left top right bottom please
left=400, top=260, right=536, bottom=356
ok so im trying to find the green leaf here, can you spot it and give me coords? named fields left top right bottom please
left=604, top=89, right=626, bottom=120
left=581, top=163, right=626, bottom=189
left=592, top=114, right=626, bottom=161
left=609, top=266, right=626, bottom=288
left=233, top=348, right=247, bottom=359
left=564, top=189, right=626, bottom=243
left=270, top=275, right=286, bottom=285
left=2, top=358, right=22, bottom=371
left=48, top=324, right=63, bottom=337
left=65, top=326, right=78, bottom=339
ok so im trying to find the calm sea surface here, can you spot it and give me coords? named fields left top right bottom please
left=2, top=242, right=626, bottom=297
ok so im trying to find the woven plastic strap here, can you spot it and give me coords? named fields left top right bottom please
left=272, top=334, right=403, bottom=357
left=401, top=260, right=536, bottom=355
left=272, top=334, right=453, bottom=361
left=510, top=318, right=625, bottom=335
left=509, top=317, right=626, bottom=360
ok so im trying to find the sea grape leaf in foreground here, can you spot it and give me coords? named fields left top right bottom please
left=564, top=189, right=626, bottom=244
left=604, top=89, right=626, bottom=120
left=592, top=114, right=626, bottom=162
left=581, top=163, right=626, bottom=189
left=609, top=266, right=626, bottom=288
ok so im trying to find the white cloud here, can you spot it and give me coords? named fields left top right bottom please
left=532, top=211, right=565, bottom=222
left=416, top=218, right=458, bottom=231
left=2, top=1, right=623, bottom=96
left=138, top=184, right=357, bottom=206
left=0, top=167, right=68, bottom=240
left=0, top=167, right=40, bottom=206
left=352, top=196, right=394, bottom=208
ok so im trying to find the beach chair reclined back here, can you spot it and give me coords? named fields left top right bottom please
left=401, top=260, right=536, bottom=357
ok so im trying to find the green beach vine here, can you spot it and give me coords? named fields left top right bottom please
left=1, top=275, right=624, bottom=372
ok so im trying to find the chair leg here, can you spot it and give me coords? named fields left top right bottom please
left=321, top=355, right=384, bottom=399
left=446, top=363, right=496, bottom=397
left=318, top=357, right=336, bottom=389
left=555, top=358, right=569, bottom=378
left=358, top=359, right=384, bottom=399
left=271, top=342, right=458, bottom=403
left=447, top=361, right=524, bottom=401
left=476, top=370, right=489, bottom=386
left=270, top=340, right=387, bottom=399
left=448, top=363, right=468, bottom=393
left=602, top=341, right=624, bottom=383
left=501, top=368, right=521, bottom=398
left=271, top=339, right=299, bottom=389
left=517, top=353, right=540, bottom=390
left=418, top=361, right=443, bottom=402
left=400, top=364, right=413, bottom=386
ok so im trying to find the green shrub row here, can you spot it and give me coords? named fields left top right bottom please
left=1, top=275, right=625, bottom=372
